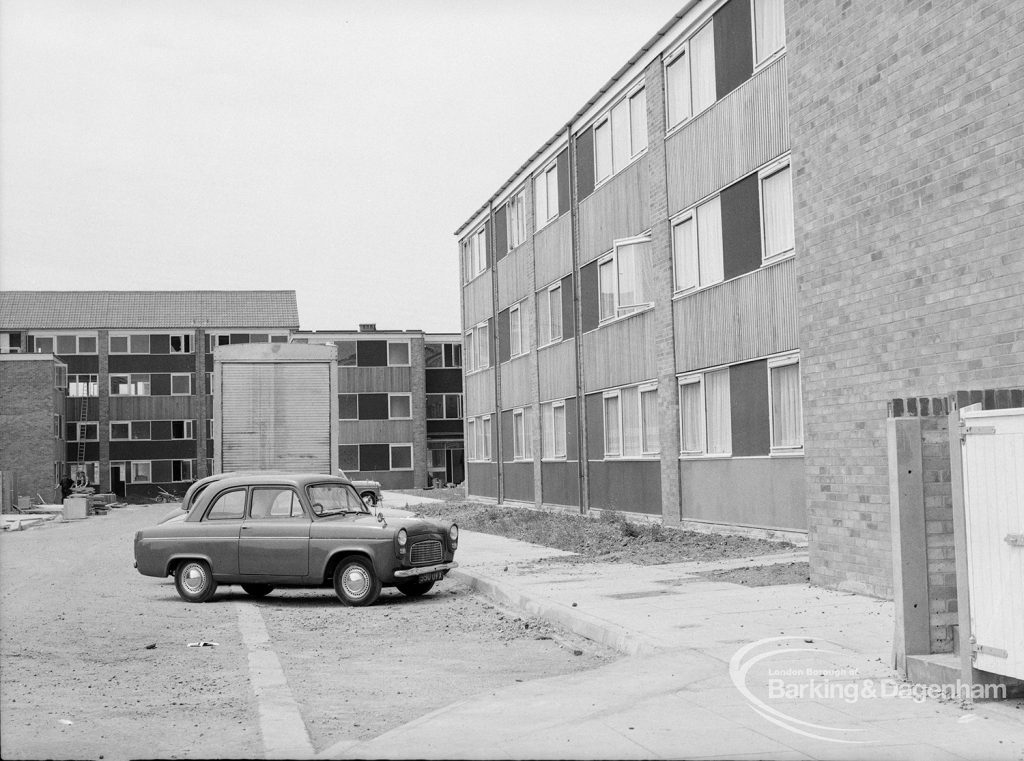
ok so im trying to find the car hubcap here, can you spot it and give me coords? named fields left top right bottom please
left=342, top=566, right=369, bottom=598
left=183, top=565, right=205, bottom=594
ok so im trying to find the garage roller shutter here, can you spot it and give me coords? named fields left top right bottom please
left=222, top=363, right=331, bottom=473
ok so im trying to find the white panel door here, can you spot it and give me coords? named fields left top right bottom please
left=960, top=407, right=1024, bottom=680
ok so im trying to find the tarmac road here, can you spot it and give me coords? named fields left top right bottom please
left=0, top=505, right=615, bottom=760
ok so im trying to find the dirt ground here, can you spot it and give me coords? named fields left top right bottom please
left=0, top=506, right=615, bottom=760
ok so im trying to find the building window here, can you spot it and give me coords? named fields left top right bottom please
left=32, top=334, right=96, bottom=355
left=665, top=21, right=716, bottom=130
left=672, top=196, right=723, bottom=292
left=464, top=331, right=475, bottom=372
left=171, top=420, right=195, bottom=439
left=507, top=189, right=527, bottom=250
left=169, top=334, right=193, bottom=353
left=598, top=237, right=654, bottom=322
left=390, top=444, right=413, bottom=471
left=71, top=462, right=100, bottom=484
left=67, top=422, right=98, bottom=442
left=0, top=332, right=22, bottom=353
left=753, top=0, right=786, bottom=65
left=336, top=340, right=357, bottom=366
left=131, top=461, right=152, bottom=483
left=387, top=341, right=410, bottom=367
left=509, top=303, right=523, bottom=358
left=760, top=162, right=795, bottom=261
left=111, top=421, right=152, bottom=440
left=541, top=401, right=566, bottom=459
left=594, top=86, right=647, bottom=185
left=603, top=384, right=659, bottom=459
left=537, top=283, right=562, bottom=346
left=389, top=394, right=412, bottom=420
left=427, top=393, right=462, bottom=420
left=679, top=369, right=732, bottom=456
left=534, top=161, right=559, bottom=229
left=512, top=407, right=534, bottom=461
left=467, top=322, right=489, bottom=372
left=466, top=418, right=477, bottom=460
left=462, top=225, right=487, bottom=282
left=170, top=373, right=193, bottom=396
left=425, top=342, right=461, bottom=368
left=480, top=416, right=491, bottom=461
left=53, top=413, right=63, bottom=438
left=467, top=416, right=491, bottom=462
left=110, top=374, right=151, bottom=396
left=172, top=460, right=194, bottom=482
left=54, top=365, right=67, bottom=389
left=769, top=355, right=802, bottom=451
left=68, top=374, right=98, bottom=397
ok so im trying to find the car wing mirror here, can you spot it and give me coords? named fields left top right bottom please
left=376, top=510, right=387, bottom=529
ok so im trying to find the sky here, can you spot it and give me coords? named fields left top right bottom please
left=0, top=0, right=684, bottom=333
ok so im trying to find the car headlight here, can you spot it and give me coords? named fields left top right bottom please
left=397, top=528, right=408, bottom=547
left=449, top=524, right=458, bottom=543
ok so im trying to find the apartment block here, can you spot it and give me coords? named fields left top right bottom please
left=458, top=0, right=803, bottom=536
left=0, top=291, right=298, bottom=499
left=291, top=326, right=464, bottom=489
left=0, top=354, right=68, bottom=505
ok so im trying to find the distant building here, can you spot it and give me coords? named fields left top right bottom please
left=0, top=291, right=298, bottom=499
left=292, top=325, right=464, bottom=489
left=0, top=354, right=68, bottom=507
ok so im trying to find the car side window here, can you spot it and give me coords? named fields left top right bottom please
left=204, top=489, right=246, bottom=520
left=250, top=487, right=305, bottom=519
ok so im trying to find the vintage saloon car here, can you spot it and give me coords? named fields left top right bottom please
left=135, top=473, right=458, bottom=606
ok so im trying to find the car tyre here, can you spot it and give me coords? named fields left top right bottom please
left=361, top=491, right=378, bottom=507
left=333, top=557, right=381, bottom=606
left=241, top=583, right=274, bottom=598
left=396, top=579, right=435, bottom=598
left=174, top=560, right=218, bottom=603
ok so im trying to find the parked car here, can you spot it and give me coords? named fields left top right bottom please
left=135, top=473, right=458, bottom=606
left=337, top=470, right=383, bottom=506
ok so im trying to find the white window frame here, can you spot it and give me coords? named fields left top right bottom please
left=110, top=420, right=152, bottom=441
left=130, top=461, right=152, bottom=484
left=170, top=373, right=193, bottom=396
left=507, top=188, right=527, bottom=250
left=168, top=333, right=193, bottom=354
left=463, top=225, right=487, bottom=283
left=480, top=415, right=492, bottom=461
left=598, top=235, right=654, bottom=323
left=68, top=422, right=99, bottom=442
left=172, top=420, right=195, bottom=440
left=678, top=368, right=732, bottom=458
left=538, top=282, right=563, bottom=347
left=172, top=459, right=194, bottom=482
left=54, top=364, right=67, bottom=389
left=388, top=393, right=412, bottom=420
left=509, top=303, right=523, bottom=358
left=671, top=195, right=723, bottom=294
left=639, top=384, right=659, bottom=456
left=593, top=83, right=648, bottom=187
left=768, top=353, right=803, bottom=454
left=512, top=407, right=533, bottom=461
left=534, top=161, right=559, bottom=230
left=466, top=418, right=477, bottom=461
left=68, top=374, right=99, bottom=398
left=602, top=390, right=622, bottom=457
left=664, top=20, right=716, bottom=133
left=474, top=321, right=490, bottom=370
left=603, top=383, right=659, bottom=459
left=759, top=157, right=795, bottom=263
left=752, top=0, right=786, bottom=68
left=389, top=444, right=414, bottom=471
left=31, top=333, right=98, bottom=355
left=387, top=340, right=411, bottom=367
left=110, top=374, right=151, bottom=397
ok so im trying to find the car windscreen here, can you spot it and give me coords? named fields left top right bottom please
left=306, top=483, right=370, bottom=517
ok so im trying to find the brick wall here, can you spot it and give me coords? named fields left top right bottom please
left=0, top=359, right=64, bottom=505
left=788, top=0, right=1024, bottom=596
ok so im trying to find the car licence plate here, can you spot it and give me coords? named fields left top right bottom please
left=420, top=571, right=444, bottom=582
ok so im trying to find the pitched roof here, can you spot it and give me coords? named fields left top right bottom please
left=0, top=291, right=300, bottom=330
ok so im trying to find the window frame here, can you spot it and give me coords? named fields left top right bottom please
left=508, top=303, right=523, bottom=358
left=506, top=188, right=528, bottom=250
left=533, top=160, right=559, bottom=231
left=603, top=383, right=659, bottom=460
left=109, top=374, right=151, bottom=397
left=598, top=235, right=655, bottom=324
left=170, top=373, right=193, bottom=396
left=759, top=157, right=796, bottom=264
left=68, top=374, right=99, bottom=398
left=168, top=333, right=193, bottom=354
left=768, top=353, right=803, bottom=454
left=512, top=407, right=533, bottom=461
left=388, top=393, right=412, bottom=420
left=678, top=368, right=732, bottom=458
left=171, top=420, right=195, bottom=440
left=538, top=282, right=562, bottom=347
left=664, top=19, right=716, bottom=134
left=462, top=224, right=488, bottom=283
left=593, top=82, right=648, bottom=188
left=671, top=195, right=723, bottom=295
left=752, top=0, right=787, bottom=69
left=130, top=461, right=152, bottom=484
left=171, top=459, right=194, bottom=483
left=387, top=340, right=411, bottom=367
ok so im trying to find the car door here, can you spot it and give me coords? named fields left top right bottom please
left=238, top=486, right=311, bottom=577
left=193, top=487, right=246, bottom=575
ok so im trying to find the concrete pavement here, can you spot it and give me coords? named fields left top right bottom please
left=335, top=510, right=1024, bottom=761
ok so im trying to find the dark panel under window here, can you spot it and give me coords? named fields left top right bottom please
left=151, top=420, right=173, bottom=440
left=575, top=128, right=595, bottom=200
left=150, top=373, right=171, bottom=396
left=358, top=393, right=389, bottom=420
left=427, top=420, right=464, bottom=436
left=229, top=333, right=249, bottom=345
left=359, top=444, right=389, bottom=472
left=425, top=368, right=462, bottom=393
left=357, top=340, right=387, bottom=367
left=152, top=460, right=173, bottom=484
left=339, top=394, right=357, bottom=419
left=579, top=261, right=600, bottom=333
left=339, top=445, right=359, bottom=471
left=561, top=274, right=575, bottom=339
left=556, top=148, right=570, bottom=216
left=585, top=393, right=603, bottom=460
left=150, top=334, right=170, bottom=354
left=494, top=204, right=508, bottom=262
left=497, top=308, right=511, bottom=364
left=729, top=359, right=770, bottom=456
left=721, top=173, right=762, bottom=281
left=714, top=0, right=753, bottom=100
left=501, top=409, right=514, bottom=463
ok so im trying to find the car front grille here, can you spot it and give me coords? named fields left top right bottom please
left=410, top=539, right=443, bottom=566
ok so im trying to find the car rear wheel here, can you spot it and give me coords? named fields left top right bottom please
left=396, top=579, right=435, bottom=598
left=241, top=583, right=274, bottom=598
left=174, top=560, right=217, bottom=603
left=333, top=557, right=381, bottom=606
left=360, top=491, right=378, bottom=506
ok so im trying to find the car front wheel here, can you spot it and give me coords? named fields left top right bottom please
left=396, top=579, right=435, bottom=598
left=241, top=583, right=274, bottom=598
left=333, top=557, right=381, bottom=606
left=174, top=560, right=217, bottom=603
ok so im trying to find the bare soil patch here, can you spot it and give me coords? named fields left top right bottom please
left=698, top=561, right=811, bottom=586
left=407, top=500, right=797, bottom=566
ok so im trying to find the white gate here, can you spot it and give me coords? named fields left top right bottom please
left=959, top=406, right=1024, bottom=680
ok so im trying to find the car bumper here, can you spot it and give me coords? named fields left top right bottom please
left=393, top=561, right=458, bottom=578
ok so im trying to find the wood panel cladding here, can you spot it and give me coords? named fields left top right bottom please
left=464, top=368, right=495, bottom=417
left=337, top=366, right=412, bottom=392
left=537, top=339, right=576, bottom=402
left=533, top=214, right=572, bottom=289
left=337, top=420, right=415, bottom=444
left=499, top=355, right=533, bottom=410
left=581, top=310, right=656, bottom=392
left=577, top=155, right=650, bottom=266
left=497, top=244, right=533, bottom=309
left=462, top=272, right=493, bottom=328
left=108, top=396, right=198, bottom=420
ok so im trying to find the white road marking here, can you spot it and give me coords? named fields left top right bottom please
left=236, top=602, right=316, bottom=759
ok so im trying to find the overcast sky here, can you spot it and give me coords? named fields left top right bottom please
left=0, top=0, right=683, bottom=332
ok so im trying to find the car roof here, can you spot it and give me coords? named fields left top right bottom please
left=202, top=472, right=351, bottom=489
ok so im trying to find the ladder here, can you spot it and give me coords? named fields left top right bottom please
left=76, top=393, right=88, bottom=470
